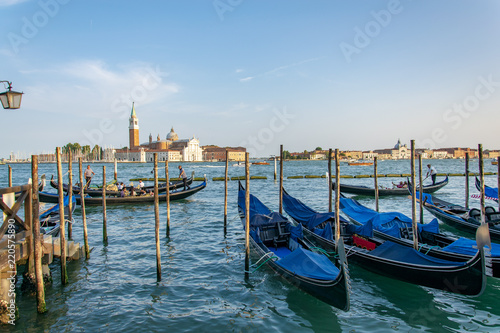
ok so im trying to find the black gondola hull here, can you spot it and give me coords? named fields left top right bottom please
left=40, top=180, right=206, bottom=205
left=302, top=227, right=485, bottom=296
left=334, top=176, right=448, bottom=196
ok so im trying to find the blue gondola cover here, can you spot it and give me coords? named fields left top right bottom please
left=442, top=237, right=500, bottom=258
left=275, top=247, right=340, bottom=280
left=369, top=241, right=467, bottom=267
left=314, top=221, right=334, bottom=240
left=40, top=194, right=76, bottom=218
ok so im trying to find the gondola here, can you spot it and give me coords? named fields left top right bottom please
left=421, top=192, right=500, bottom=242
left=238, top=183, right=350, bottom=310
left=40, top=178, right=206, bottom=205
left=474, top=177, right=499, bottom=202
left=39, top=194, right=77, bottom=236
left=282, top=189, right=487, bottom=295
left=338, top=194, right=500, bottom=278
left=49, top=172, right=195, bottom=197
left=333, top=176, right=448, bottom=197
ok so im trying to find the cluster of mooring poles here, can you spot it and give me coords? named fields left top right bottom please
left=0, top=147, right=132, bottom=323
left=0, top=147, right=98, bottom=323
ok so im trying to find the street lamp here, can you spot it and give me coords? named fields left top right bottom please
left=0, top=81, right=23, bottom=109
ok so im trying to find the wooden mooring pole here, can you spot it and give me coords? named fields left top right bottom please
left=279, top=145, right=283, bottom=214
left=244, top=152, right=250, bottom=279
left=334, top=149, right=340, bottom=251
left=224, top=150, right=229, bottom=235
left=31, top=155, right=46, bottom=313
left=79, top=158, right=90, bottom=259
left=418, top=154, right=423, bottom=224
left=410, top=140, right=418, bottom=250
left=274, top=156, right=277, bottom=181
left=497, top=156, right=500, bottom=212
left=56, top=147, right=68, bottom=284
left=67, top=151, right=73, bottom=239
left=374, top=156, right=379, bottom=212
left=114, top=159, right=118, bottom=182
left=328, top=148, right=332, bottom=212
left=465, top=152, right=470, bottom=210
left=165, top=160, right=170, bottom=238
left=479, top=144, right=486, bottom=224
left=102, top=166, right=108, bottom=244
left=154, top=154, right=161, bottom=281
left=8, top=165, right=12, bottom=187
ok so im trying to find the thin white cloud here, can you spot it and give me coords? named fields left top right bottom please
left=0, top=0, right=28, bottom=6
left=22, top=60, right=180, bottom=119
left=239, top=76, right=254, bottom=82
left=239, top=57, right=325, bottom=82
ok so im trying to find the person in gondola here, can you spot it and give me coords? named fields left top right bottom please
left=138, top=180, right=146, bottom=195
left=178, top=165, right=190, bottom=190
left=425, top=164, right=437, bottom=185
left=393, top=181, right=407, bottom=188
left=84, top=165, right=95, bottom=188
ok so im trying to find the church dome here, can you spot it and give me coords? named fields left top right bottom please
left=394, top=139, right=402, bottom=149
left=167, top=127, right=179, bottom=141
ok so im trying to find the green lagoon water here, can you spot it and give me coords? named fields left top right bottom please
left=2, top=159, right=500, bottom=332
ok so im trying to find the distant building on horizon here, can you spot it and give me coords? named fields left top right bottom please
left=114, top=104, right=203, bottom=162
left=202, top=145, right=246, bottom=162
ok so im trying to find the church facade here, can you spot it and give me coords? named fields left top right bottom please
left=114, top=104, right=203, bottom=162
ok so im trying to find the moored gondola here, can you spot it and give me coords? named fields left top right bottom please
left=333, top=176, right=448, bottom=197
left=338, top=194, right=500, bottom=278
left=421, top=192, right=500, bottom=242
left=238, top=183, right=350, bottom=311
left=474, top=177, right=499, bottom=202
left=282, top=189, right=487, bottom=296
left=38, top=194, right=77, bottom=237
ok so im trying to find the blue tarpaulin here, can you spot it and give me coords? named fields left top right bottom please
left=345, top=219, right=374, bottom=238
left=339, top=197, right=441, bottom=239
left=283, top=191, right=342, bottom=229
left=484, top=185, right=499, bottom=200
left=40, top=194, right=76, bottom=219
left=291, top=223, right=303, bottom=241
left=442, top=237, right=500, bottom=258
left=314, top=222, right=334, bottom=240
left=415, top=191, right=434, bottom=206
left=339, top=197, right=412, bottom=227
left=369, top=241, right=467, bottom=267
left=238, top=188, right=272, bottom=216
left=417, top=218, right=440, bottom=234
left=275, top=246, right=340, bottom=280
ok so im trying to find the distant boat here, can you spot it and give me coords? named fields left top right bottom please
left=492, top=161, right=498, bottom=165
left=252, top=161, right=270, bottom=165
left=348, top=161, right=373, bottom=166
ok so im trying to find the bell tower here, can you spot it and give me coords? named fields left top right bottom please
left=129, top=102, right=140, bottom=149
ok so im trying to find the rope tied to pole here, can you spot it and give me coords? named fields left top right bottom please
left=244, top=251, right=278, bottom=274
left=309, top=246, right=338, bottom=258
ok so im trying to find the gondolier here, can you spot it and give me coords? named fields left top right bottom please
left=179, top=165, right=190, bottom=190
left=84, top=165, right=95, bottom=188
left=425, top=164, right=437, bottom=185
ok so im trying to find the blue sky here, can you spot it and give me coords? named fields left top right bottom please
left=1, top=0, right=499, bottom=158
